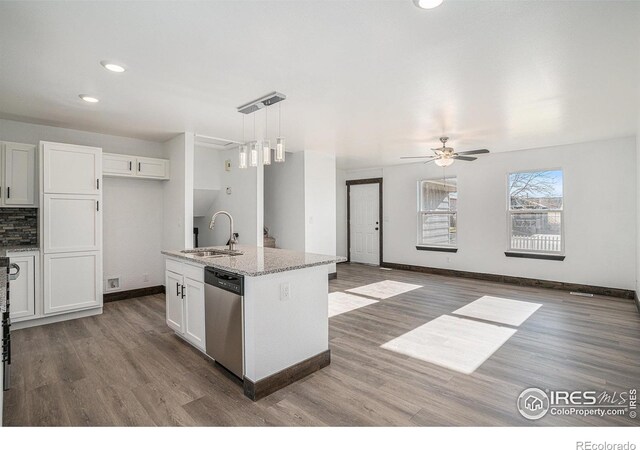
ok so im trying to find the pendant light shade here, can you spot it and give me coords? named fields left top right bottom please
left=263, top=140, right=271, bottom=165
left=249, top=141, right=259, bottom=167
left=239, top=144, right=248, bottom=169
left=275, top=137, right=285, bottom=162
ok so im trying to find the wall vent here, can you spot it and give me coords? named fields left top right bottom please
left=105, top=276, right=121, bottom=292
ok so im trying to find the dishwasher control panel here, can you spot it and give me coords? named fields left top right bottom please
left=205, top=267, right=244, bottom=295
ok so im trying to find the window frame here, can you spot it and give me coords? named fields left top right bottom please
left=506, top=168, right=565, bottom=256
left=417, top=177, right=458, bottom=251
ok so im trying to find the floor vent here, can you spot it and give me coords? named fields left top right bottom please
left=569, top=291, right=594, bottom=297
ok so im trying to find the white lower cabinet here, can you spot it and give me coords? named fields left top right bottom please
left=165, top=270, right=184, bottom=333
left=8, top=254, right=36, bottom=320
left=183, top=277, right=206, bottom=350
left=165, top=258, right=205, bottom=351
left=43, top=251, right=102, bottom=314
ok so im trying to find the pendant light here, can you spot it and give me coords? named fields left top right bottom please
left=262, top=106, right=271, bottom=165
left=249, top=114, right=259, bottom=167
left=239, top=115, right=248, bottom=169
left=275, top=103, right=285, bottom=163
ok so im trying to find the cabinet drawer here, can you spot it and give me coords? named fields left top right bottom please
left=183, top=263, right=204, bottom=283
left=166, top=258, right=183, bottom=275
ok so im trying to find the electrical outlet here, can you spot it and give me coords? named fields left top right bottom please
left=280, top=282, right=291, bottom=301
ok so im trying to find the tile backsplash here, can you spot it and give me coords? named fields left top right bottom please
left=0, top=208, right=38, bottom=246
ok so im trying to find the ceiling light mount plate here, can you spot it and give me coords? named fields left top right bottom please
left=413, top=0, right=444, bottom=10
left=237, top=91, right=286, bottom=115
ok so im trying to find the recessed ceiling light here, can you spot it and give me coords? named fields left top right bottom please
left=413, top=0, right=444, bottom=9
left=79, top=94, right=99, bottom=103
left=100, top=61, right=126, bottom=73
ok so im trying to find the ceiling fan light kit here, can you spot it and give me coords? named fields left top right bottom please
left=401, top=136, right=490, bottom=166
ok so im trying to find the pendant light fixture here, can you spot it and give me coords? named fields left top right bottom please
left=275, top=103, right=285, bottom=162
left=236, top=91, right=286, bottom=166
left=262, top=106, right=271, bottom=165
left=249, top=114, right=259, bottom=167
left=239, top=115, right=248, bottom=169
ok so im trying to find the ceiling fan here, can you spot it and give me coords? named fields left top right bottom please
left=401, top=137, right=489, bottom=167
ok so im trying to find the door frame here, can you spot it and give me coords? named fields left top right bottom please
left=346, top=178, right=383, bottom=265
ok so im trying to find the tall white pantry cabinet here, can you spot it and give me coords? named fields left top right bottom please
left=39, top=142, right=103, bottom=316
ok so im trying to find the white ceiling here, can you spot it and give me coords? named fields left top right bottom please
left=0, top=1, right=638, bottom=169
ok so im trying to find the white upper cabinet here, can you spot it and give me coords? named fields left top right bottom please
left=4, top=142, right=36, bottom=206
left=102, top=153, right=135, bottom=177
left=42, top=142, right=101, bottom=194
left=103, top=152, right=169, bottom=180
left=0, top=142, right=37, bottom=207
left=136, top=156, right=169, bottom=179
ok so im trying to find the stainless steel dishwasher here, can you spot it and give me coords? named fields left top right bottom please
left=204, top=267, right=244, bottom=379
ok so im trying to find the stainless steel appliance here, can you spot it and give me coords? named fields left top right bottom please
left=204, top=267, right=244, bottom=379
left=2, top=263, right=20, bottom=391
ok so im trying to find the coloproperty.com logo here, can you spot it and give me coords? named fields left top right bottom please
left=517, top=387, right=637, bottom=420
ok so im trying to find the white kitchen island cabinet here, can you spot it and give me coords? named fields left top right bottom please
left=164, top=258, right=206, bottom=351
left=162, top=245, right=343, bottom=401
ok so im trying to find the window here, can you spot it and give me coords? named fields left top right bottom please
left=418, top=178, right=457, bottom=249
left=508, top=169, right=563, bottom=255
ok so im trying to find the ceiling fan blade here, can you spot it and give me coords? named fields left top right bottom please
left=452, top=155, right=477, bottom=161
left=400, top=156, right=436, bottom=159
left=423, top=157, right=439, bottom=164
left=456, top=149, right=489, bottom=156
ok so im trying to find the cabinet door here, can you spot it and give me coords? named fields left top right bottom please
left=44, top=251, right=101, bottom=314
left=165, top=271, right=184, bottom=333
left=103, top=153, right=135, bottom=177
left=42, top=142, right=101, bottom=194
left=136, top=157, right=168, bottom=179
left=184, top=278, right=205, bottom=350
left=4, top=143, right=36, bottom=206
left=43, top=194, right=101, bottom=253
left=8, top=255, right=35, bottom=320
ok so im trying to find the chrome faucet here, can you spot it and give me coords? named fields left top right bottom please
left=209, top=210, right=237, bottom=251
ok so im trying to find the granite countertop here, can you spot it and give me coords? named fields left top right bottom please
left=0, top=245, right=40, bottom=256
left=162, top=245, right=346, bottom=277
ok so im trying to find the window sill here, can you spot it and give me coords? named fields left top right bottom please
left=416, top=246, right=458, bottom=253
left=504, top=251, right=565, bottom=261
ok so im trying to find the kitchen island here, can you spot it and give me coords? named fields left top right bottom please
left=162, top=245, right=344, bottom=400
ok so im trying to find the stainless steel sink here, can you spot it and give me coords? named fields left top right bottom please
left=182, top=249, right=243, bottom=258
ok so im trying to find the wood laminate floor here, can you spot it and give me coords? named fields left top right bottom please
left=4, top=263, right=640, bottom=426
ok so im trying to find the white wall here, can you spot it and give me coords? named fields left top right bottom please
left=340, top=137, right=637, bottom=290
left=304, top=151, right=337, bottom=273
left=194, top=147, right=260, bottom=247
left=0, top=118, right=167, bottom=291
left=336, top=169, right=347, bottom=258
left=163, top=133, right=187, bottom=250
left=103, top=177, right=164, bottom=289
left=637, top=124, right=640, bottom=294
left=264, top=152, right=306, bottom=252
